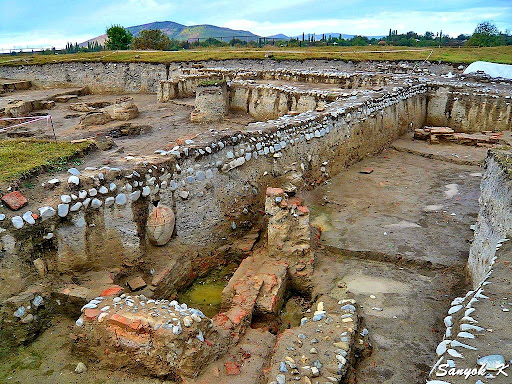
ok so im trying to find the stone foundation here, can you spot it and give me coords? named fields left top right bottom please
left=190, top=82, right=228, bottom=123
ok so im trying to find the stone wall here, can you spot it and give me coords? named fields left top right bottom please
left=229, top=81, right=333, bottom=120
left=0, top=62, right=170, bottom=93
left=0, top=84, right=427, bottom=272
left=426, top=85, right=512, bottom=132
left=427, top=150, right=512, bottom=383
left=158, top=74, right=216, bottom=101
left=190, top=82, right=228, bottom=122
left=163, top=84, right=427, bottom=244
left=467, top=151, right=512, bottom=286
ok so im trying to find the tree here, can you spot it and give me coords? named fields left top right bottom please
left=475, top=21, right=499, bottom=35
left=105, top=25, right=132, bottom=50
left=467, top=21, right=504, bottom=46
left=131, top=29, right=173, bottom=50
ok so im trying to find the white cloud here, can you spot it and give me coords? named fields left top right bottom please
left=0, top=32, right=93, bottom=50
left=222, top=7, right=511, bottom=37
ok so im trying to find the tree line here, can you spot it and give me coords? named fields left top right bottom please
left=58, top=21, right=512, bottom=54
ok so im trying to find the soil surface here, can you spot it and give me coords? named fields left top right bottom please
left=0, top=140, right=484, bottom=384
left=305, top=147, right=483, bottom=268
left=304, top=147, right=482, bottom=383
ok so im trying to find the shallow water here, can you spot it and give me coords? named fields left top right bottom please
left=178, top=263, right=237, bottom=318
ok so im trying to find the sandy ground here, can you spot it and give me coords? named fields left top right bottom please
left=304, top=147, right=483, bottom=383
left=313, top=250, right=467, bottom=384
left=305, top=148, right=483, bottom=268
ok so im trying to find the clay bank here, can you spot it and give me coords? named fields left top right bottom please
left=0, top=59, right=511, bottom=384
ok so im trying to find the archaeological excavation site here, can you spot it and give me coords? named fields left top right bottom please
left=0, top=58, right=511, bottom=384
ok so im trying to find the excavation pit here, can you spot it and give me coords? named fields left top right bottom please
left=0, top=59, right=511, bottom=383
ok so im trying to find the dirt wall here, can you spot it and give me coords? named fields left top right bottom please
left=467, top=151, right=512, bottom=286
left=426, top=86, right=512, bottom=132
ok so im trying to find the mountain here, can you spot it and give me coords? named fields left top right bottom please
left=80, top=20, right=259, bottom=46
left=80, top=21, right=388, bottom=47
left=267, top=34, right=290, bottom=40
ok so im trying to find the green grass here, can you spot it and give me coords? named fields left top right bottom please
left=0, top=139, right=91, bottom=183
left=1, top=46, right=512, bottom=66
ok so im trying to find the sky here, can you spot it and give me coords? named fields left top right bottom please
left=0, top=0, right=511, bottom=49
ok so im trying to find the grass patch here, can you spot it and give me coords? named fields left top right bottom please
left=1, top=46, right=512, bottom=66
left=0, top=139, right=91, bottom=183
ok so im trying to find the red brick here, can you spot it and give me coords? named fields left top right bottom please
left=224, top=362, right=241, bottom=375
left=100, top=285, right=123, bottom=297
left=212, top=312, right=232, bottom=329
left=288, top=196, right=304, bottom=207
left=227, top=307, right=249, bottom=325
left=84, top=308, right=101, bottom=321
left=265, top=187, right=284, bottom=197
left=129, top=319, right=142, bottom=331
left=1, top=191, right=28, bottom=211
left=108, top=313, right=131, bottom=329
left=297, top=206, right=309, bottom=215
left=127, top=276, right=146, bottom=291
left=151, top=268, right=170, bottom=286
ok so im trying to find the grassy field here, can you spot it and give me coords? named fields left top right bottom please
left=0, top=139, right=90, bottom=183
left=1, top=46, right=511, bottom=66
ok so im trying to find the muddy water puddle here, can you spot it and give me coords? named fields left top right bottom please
left=177, top=263, right=238, bottom=318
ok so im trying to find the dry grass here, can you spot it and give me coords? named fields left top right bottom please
left=1, top=46, right=512, bottom=66
left=0, top=139, right=91, bottom=183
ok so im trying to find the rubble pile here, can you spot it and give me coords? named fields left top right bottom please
left=414, top=126, right=504, bottom=146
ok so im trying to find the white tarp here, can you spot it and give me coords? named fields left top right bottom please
left=463, top=61, right=512, bottom=80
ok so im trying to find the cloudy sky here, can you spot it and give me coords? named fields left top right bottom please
left=0, top=0, right=511, bottom=49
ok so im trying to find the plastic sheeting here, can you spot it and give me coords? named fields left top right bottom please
left=463, top=61, right=512, bottom=80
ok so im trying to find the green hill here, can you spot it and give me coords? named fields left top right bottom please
left=81, top=20, right=259, bottom=46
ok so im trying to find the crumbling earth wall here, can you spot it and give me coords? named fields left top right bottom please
left=467, top=150, right=512, bottom=286
left=426, top=85, right=512, bottom=132
left=0, top=62, right=170, bottom=93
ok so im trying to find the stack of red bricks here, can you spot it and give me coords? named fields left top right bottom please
left=414, top=126, right=503, bottom=146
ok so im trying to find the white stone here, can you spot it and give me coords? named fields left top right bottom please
left=91, top=198, right=102, bottom=209
left=98, top=186, right=108, bottom=194
left=75, top=362, right=87, bottom=374
left=68, top=175, right=80, bottom=185
left=115, top=194, right=127, bottom=206
left=61, top=195, right=72, bottom=203
left=22, top=211, right=35, bottom=224
left=12, top=216, right=23, bottom=229
left=179, top=190, right=189, bottom=199
left=82, top=198, right=91, bottom=209
left=142, top=186, right=151, bottom=197
left=183, top=316, right=193, bottom=327
left=104, top=197, right=115, bottom=207
left=79, top=190, right=87, bottom=199
left=68, top=168, right=80, bottom=176
left=88, top=188, right=97, bottom=196
left=129, top=191, right=141, bottom=201
left=39, top=206, right=56, bottom=220
left=58, top=204, right=69, bottom=217
left=70, top=202, right=82, bottom=212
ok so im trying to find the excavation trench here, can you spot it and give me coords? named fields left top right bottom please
left=0, top=61, right=510, bottom=384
